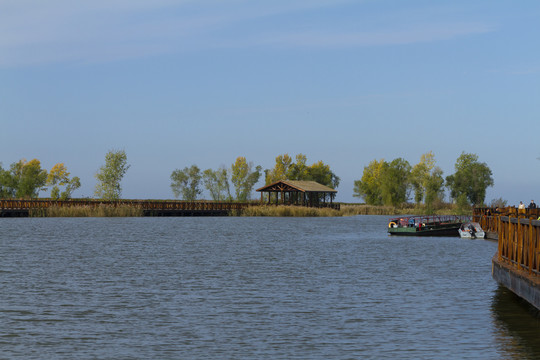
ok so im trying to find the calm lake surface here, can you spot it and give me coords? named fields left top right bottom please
left=2, top=215, right=540, bottom=359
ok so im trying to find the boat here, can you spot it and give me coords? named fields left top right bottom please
left=458, top=222, right=485, bottom=239
left=387, top=215, right=468, bottom=237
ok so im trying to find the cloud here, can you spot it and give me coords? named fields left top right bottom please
left=0, top=0, right=204, bottom=66
left=508, top=64, right=540, bottom=75
left=0, top=1, right=493, bottom=67
left=255, top=22, right=494, bottom=48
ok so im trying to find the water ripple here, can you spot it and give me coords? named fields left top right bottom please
left=1, top=216, right=538, bottom=359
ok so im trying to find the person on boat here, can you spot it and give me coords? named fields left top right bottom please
left=408, top=218, right=415, bottom=227
left=529, top=200, right=537, bottom=209
left=469, top=224, right=476, bottom=237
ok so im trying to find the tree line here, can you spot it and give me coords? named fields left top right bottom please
left=0, top=150, right=128, bottom=201
left=0, top=151, right=339, bottom=202
left=353, top=151, right=494, bottom=211
left=1, top=150, right=493, bottom=207
left=0, top=159, right=81, bottom=200
left=170, top=153, right=339, bottom=201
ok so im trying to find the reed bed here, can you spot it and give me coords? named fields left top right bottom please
left=238, top=205, right=342, bottom=217
left=339, top=204, right=467, bottom=216
left=30, top=205, right=144, bottom=217
left=26, top=202, right=468, bottom=217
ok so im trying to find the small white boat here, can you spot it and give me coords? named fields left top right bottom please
left=459, top=222, right=485, bottom=239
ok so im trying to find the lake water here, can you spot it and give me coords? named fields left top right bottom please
left=1, top=215, right=540, bottom=359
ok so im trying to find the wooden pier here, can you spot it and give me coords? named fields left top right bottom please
left=0, top=199, right=250, bottom=217
left=474, top=207, right=540, bottom=310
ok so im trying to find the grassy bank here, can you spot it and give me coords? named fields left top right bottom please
left=30, top=205, right=144, bottom=217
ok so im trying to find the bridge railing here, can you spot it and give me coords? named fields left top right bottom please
left=474, top=207, right=540, bottom=234
left=496, top=216, right=540, bottom=275
left=0, top=199, right=252, bottom=212
left=473, top=207, right=540, bottom=276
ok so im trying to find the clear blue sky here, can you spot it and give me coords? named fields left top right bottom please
left=1, top=0, right=539, bottom=204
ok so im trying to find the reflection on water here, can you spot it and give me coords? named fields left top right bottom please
left=491, top=286, right=540, bottom=359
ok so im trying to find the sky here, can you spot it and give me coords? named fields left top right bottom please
left=1, top=0, right=539, bottom=204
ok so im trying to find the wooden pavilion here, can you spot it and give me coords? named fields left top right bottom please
left=256, top=180, right=338, bottom=209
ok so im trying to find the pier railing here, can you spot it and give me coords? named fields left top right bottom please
left=474, top=207, right=540, bottom=234
left=497, top=216, right=540, bottom=275
left=474, top=207, right=540, bottom=276
left=0, top=199, right=251, bottom=214
left=0, top=198, right=338, bottom=216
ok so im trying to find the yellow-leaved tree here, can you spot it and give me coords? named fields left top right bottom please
left=47, top=163, right=81, bottom=200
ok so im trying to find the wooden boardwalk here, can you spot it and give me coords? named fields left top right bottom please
left=0, top=199, right=250, bottom=217
left=474, top=207, right=540, bottom=310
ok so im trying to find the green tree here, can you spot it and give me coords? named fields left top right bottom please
left=231, top=157, right=262, bottom=201
left=307, top=160, right=340, bottom=188
left=62, top=177, right=81, bottom=200
left=217, top=166, right=232, bottom=201
left=424, top=167, right=445, bottom=213
left=202, top=166, right=231, bottom=201
left=3, top=159, right=48, bottom=199
left=410, top=152, right=445, bottom=211
left=445, top=152, right=493, bottom=206
left=353, top=159, right=385, bottom=205
left=170, top=165, right=202, bottom=201
left=410, top=152, right=435, bottom=204
left=94, top=149, right=130, bottom=200
left=287, top=154, right=309, bottom=180
left=0, top=163, right=17, bottom=198
left=380, top=158, right=411, bottom=207
left=305, top=159, right=340, bottom=203
left=265, top=153, right=338, bottom=189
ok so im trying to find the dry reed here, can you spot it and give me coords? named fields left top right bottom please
left=339, top=204, right=467, bottom=216
left=31, top=205, right=144, bottom=217
left=238, top=205, right=342, bottom=217
left=238, top=203, right=468, bottom=217
left=28, top=202, right=467, bottom=218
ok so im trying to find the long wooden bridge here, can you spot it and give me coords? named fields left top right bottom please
left=0, top=199, right=251, bottom=217
left=0, top=198, right=340, bottom=217
left=474, top=207, right=540, bottom=310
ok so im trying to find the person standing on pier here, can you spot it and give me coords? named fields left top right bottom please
left=519, top=201, right=525, bottom=210
left=529, top=200, right=537, bottom=209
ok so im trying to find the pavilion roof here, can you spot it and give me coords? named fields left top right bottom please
left=256, top=180, right=337, bottom=193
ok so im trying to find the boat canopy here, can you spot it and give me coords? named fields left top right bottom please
left=388, top=215, right=470, bottom=227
